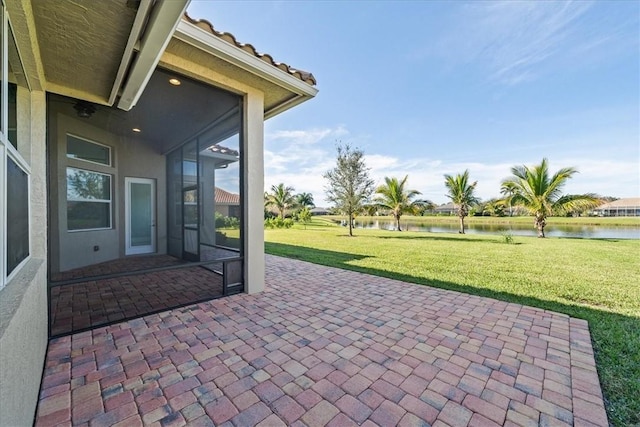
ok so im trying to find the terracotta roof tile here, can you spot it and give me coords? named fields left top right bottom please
left=215, top=187, right=240, bottom=205
left=182, top=13, right=317, bottom=86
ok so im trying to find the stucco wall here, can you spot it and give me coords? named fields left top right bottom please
left=0, top=91, right=48, bottom=426
left=48, top=106, right=167, bottom=273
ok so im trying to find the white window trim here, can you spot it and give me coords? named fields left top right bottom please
left=66, top=133, right=112, bottom=167
left=1, top=4, right=32, bottom=289
left=66, top=167, right=113, bottom=232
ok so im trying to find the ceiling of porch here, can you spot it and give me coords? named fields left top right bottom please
left=49, top=68, right=241, bottom=153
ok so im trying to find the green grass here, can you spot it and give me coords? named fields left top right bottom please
left=325, top=214, right=640, bottom=227
left=265, top=218, right=640, bottom=426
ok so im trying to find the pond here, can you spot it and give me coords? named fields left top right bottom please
left=353, top=219, right=640, bottom=240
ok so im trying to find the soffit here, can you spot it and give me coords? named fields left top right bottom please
left=162, top=38, right=295, bottom=113
left=32, top=0, right=136, bottom=104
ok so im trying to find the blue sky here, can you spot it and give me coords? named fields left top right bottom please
left=188, top=1, right=639, bottom=205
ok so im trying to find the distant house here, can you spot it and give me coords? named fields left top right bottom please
left=216, top=187, right=240, bottom=218
left=434, top=202, right=457, bottom=215
left=592, top=198, right=640, bottom=217
left=310, top=207, right=330, bottom=216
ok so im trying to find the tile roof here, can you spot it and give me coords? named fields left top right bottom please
left=215, top=187, right=240, bottom=205
left=182, top=13, right=317, bottom=86
left=596, top=197, right=640, bottom=209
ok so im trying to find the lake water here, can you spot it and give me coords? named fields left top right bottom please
left=354, top=219, right=640, bottom=240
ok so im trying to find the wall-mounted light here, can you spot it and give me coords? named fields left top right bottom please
left=132, top=128, right=142, bottom=133
left=74, top=101, right=96, bottom=118
left=169, top=78, right=181, bottom=86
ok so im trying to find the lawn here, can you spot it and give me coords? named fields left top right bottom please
left=265, top=218, right=640, bottom=426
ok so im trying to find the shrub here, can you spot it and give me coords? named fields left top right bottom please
left=265, top=217, right=294, bottom=229
left=501, top=232, right=515, bottom=244
left=215, top=212, right=240, bottom=229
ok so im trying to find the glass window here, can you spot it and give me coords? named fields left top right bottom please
left=67, top=167, right=112, bottom=231
left=7, top=82, right=15, bottom=147
left=7, top=155, right=29, bottom=275
left=67, top=134, right=111, bottom=166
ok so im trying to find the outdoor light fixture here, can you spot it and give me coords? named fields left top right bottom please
left=169, top=78, right=181, bottom=86
left=132, top=128, right=142, bottom=133
left=73, top=101, right=96, bottom=118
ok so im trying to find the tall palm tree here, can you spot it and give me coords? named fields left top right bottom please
left=502, top=158, right=601, bottom=237
left=444, top=170, right=479, bottom=234
left=296, top=192, right=315, bottom=209
left=500, top=181, right=518, bottom=217
left=265, top=183, right=296, bottom=219
left=374, top=175, right=422, bottom=231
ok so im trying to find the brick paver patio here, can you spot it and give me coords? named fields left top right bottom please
left=50, top=266, right=224, bottom=337
left=35, top=255, right=608, bottom=426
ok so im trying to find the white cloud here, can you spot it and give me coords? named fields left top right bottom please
left=264, top=126, right=640, bottom=206
left=422, top=1, right=636, bottom=85
left=264, top=126, right=347, bottom=203
left=549, top=158, right=640, bottom=198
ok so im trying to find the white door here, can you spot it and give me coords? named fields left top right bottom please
left=125, top=177, right=156, bottom=255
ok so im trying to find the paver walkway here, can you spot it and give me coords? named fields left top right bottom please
left=35, top=255, right=608, bottom=426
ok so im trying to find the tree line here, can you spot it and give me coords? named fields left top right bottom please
left=265, top=144, right=602, bottom=238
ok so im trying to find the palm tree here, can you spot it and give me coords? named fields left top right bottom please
left=444, top=170, right=479, bottom=234
left=502, top=158, right=601, bottom=237
left=363, top=203, right=379, bottom=217
left=416, top=199, right=436, bottom=216
left=374, top=175, right=422, bottom=231
left=296, top=192, right=315, bottom=209
left=500, top=181, right=518, bottom=217
left=265, top=183, right=296, bottom=219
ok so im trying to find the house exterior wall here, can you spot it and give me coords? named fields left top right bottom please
left=0, top=90, right=48, bottom=426
left=48, top=108, right=168, bottom=273
left=216, top=204, right=230, bottom=217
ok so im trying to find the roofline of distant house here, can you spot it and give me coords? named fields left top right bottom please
left=174, top=20, right=318, bottom=116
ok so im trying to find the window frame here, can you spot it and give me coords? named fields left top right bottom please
left=0, top=5, right=32, bottom=290
left=66, top=166, right=113, bottom=232
left=5, top=150, right=30, bottom=280
left=66, top=133, right=112, bottom=167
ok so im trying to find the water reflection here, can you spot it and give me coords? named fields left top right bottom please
left=355, top=220, right=640, bottom=239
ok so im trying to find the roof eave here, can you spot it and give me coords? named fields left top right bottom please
left=117, top=0, right=190, bottom=111
left=173, top=20, right=318, bottom=102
